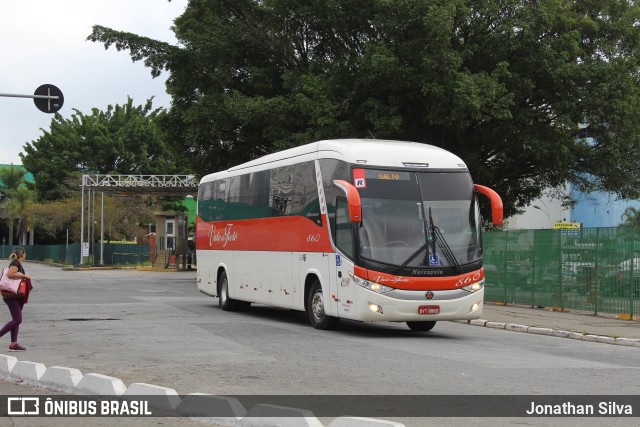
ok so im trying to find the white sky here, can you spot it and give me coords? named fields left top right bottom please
left=0, top=0, right=189, bottom=165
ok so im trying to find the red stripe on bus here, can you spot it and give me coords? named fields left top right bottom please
left=196, top=215, right=334, bottom=252
left=354, top=265, right=484, bottom=291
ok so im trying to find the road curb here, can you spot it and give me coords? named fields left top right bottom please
left=9, top=360, right=46, bottom=386
left=0, top=355, right=405, bottom=426
left=39, top=366, right=83, bottom=393
left=465, top=319, right=640, bottom=347
left=75, top=372, right=127, bottom=395
left=124, top=383, right=181, bottom=411
left=176, top=393, right=246, bottom=426
left=237, top=403, right=324, bottom=427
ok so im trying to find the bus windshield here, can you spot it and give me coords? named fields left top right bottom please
left=356, top=169, right=482, bottom=269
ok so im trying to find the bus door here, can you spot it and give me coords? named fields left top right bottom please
left=334, top=197, right=358, bottom=319
left=335, top=253, right=357, bottom=319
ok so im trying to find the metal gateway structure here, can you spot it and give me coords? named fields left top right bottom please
left=82, top=175, right=198, bottom=196
left=79, top=174, right=198, bottom=265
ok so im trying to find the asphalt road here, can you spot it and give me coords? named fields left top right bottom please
left=0, top=262, right=638, bottom=426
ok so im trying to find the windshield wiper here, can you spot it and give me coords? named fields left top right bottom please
left=428, top=207, right=436, bottom=261
left=391, top=241, right=430, bottom=275
left=390, top=207, right=462, bottom=275
left=391, top=206, right=433, bottom=274
left=429, top=207, right=462, bottom=274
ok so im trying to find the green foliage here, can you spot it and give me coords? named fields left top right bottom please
left=28, top=198, right=80, bottom=243
left=621, top=207, right=640, bottom=227
left=0, top=164, right=29, bottom=192
left=0, top=164, right=34, bottom=245
left=88, top=0, right=640, bottom=217
left=29, top=196, right=154, bottom=244
left=20, top=98, right=181, bottom=201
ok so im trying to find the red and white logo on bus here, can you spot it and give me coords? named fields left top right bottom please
left=208, top=224, right=238, bottom=248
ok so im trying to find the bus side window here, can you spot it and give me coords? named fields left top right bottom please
left=335, top=197, right=354, bottom=259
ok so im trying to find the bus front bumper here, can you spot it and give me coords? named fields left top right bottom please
left=347, top=286, right=484, bottom=322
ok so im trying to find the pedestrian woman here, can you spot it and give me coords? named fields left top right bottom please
left=0, top=246, right=32, bottom=351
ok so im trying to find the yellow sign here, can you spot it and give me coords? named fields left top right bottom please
left=553, top=222, right=581, bottom=230
left=377, top=173, right=401, bottom=180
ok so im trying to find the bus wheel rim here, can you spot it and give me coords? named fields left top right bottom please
left=311, top=291, right=324, bottom=320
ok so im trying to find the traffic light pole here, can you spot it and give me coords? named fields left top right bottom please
left=0, top=84, right=64, bottom=113
left=0, top=92, right=60, bottom=99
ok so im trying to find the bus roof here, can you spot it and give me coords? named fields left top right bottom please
left=200, top=139, right=467, bottom=184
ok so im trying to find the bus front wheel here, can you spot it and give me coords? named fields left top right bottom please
left=406, top=321, right=436, bottom=332
left=307, top=279, right=339, bottom=330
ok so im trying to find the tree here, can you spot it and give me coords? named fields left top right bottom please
left=621, top=207, right=640, bottom=227
left=7, top=186, right=34, bottom=245
left=21, top=98, right=183, bottom=202
left=0, top=164, right=28, bottom=192
left=29, top=195, right=154, bottom=244
left=0, top=164, right=33, bottom=246
left=89, top=0, right=640, bottom=217
left=27, top=198, right=80, bottom=244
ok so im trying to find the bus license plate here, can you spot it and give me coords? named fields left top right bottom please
left=418, top=305, right=440, bottom=315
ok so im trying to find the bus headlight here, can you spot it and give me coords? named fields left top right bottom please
left=350, top=273, right=394, bottom=294
left=461, top=279, right=484, bottom=293
left=369, top=303, right=384, bottom=314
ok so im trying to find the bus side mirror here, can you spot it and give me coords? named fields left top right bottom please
left=333, top=180, right=362, bottom=223
left=474, top=184, right=504, bottom=226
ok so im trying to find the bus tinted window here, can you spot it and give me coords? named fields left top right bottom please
left=198, top=181, right=220, bottom=222
left=292, top=161, right=321, bottom=225
left=226, top=171, right=275, bottom=220
left=198, top=161, right=321, bottom=224
left=319, top=159, right=350, bottom=212
left=319, top=159, right=350, bottom=233
left=418, top=172, right=473, bottom=200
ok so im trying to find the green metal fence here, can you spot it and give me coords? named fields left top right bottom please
left=11, top=243, right=152, bottom=266
left=484, top=227, right=640, bottom=319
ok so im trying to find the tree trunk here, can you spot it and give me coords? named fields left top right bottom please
left=15, top=218, right=22, bottom=245
left=7, top=217, right=14, bottom=247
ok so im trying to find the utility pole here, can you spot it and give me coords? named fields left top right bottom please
left=0, top=84, right=64, bottom=113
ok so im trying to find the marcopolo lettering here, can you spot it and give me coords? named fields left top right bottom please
left=411, top=269, right=444, bottom=276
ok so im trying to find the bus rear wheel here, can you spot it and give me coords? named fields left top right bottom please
left=406, top=321, right=436, bottom=332
left=219, top=271, right=240, bottom=311
left=307, top=279, right=339, bottom=330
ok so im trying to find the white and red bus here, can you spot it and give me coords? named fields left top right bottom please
left=196, top=139, right=502, bottom=331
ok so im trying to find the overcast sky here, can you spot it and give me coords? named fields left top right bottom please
left=0, top=0, right=189, bottom=165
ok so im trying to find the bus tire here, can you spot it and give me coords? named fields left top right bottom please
left=406, top=321, right=436, bottom=332
left=218, top=271, right=239, bottom=311
left=307, top=279, right=339, bottom=330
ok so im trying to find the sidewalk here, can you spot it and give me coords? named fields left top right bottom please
left=470, top=302, right=640, bottom=344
